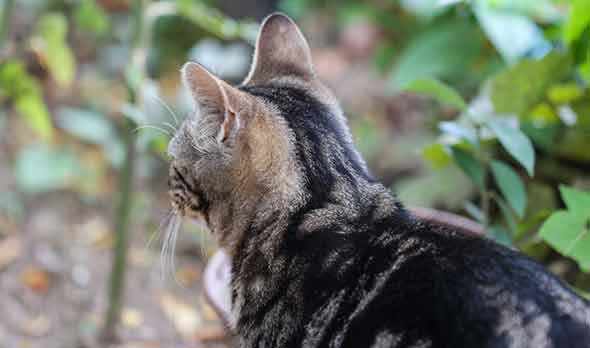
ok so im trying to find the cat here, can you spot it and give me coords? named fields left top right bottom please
left=167, top=12, right=590, bottom=348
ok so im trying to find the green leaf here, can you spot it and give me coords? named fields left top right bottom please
left=35, top=13, right=76, bottom=88
left=487, top=119, right=535, bottom=176
left=75, top=0, right=109, bottom=35
left=464, top=201, right=485, bottom=223
left=56, top=107, right=116, bottom=145
left=422, top=143, right=452, bottom=169
left=15, top=144, right=80, bottom=194
left=56, top=107, right=125, bottom=168
left=0, top=60, right=53, bottom=141
left=474, top=1, right=547, bottom=64
left=490, top=160, right=527, bottom=218
left=488, top=225, right=512, bottom=247
left=402, top=78, right=466, bottom=110
left=389, top=21, right=482, bottom=88
left=563, top=0, right=590, bottom=45
left=374, top=43, right=396, bottom=73
left=539, top=186, right=590, bottom=272
left=439, top=121, right=478, bottom=145
left=490, top=52, right=571, bottom=116
left=547, top=83, right=584, bottom=104
left=539, top=211, right=590, bottom=272
left=494, top=193, right=518, bottom=234
left=451, top=146, right=485, bottom=188
left=15, top=94, right=53, bottom=141
left=559, top=185, right=590, bottom=215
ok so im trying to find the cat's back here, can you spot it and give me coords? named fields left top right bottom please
left=357, top=220, right=590, bottom=348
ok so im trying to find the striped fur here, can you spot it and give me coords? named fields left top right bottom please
left=168, top=13, right=590, bottom=348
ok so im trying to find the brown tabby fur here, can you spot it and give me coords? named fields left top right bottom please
left=167, top=13, right=590, bottom=348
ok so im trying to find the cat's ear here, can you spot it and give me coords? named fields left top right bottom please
left=181, top=62, right=242, bottom=144
left=243, top=13, right=314, bottom=85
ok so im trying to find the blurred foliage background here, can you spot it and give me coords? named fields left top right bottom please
left=0, top=0, right=589, bottom=347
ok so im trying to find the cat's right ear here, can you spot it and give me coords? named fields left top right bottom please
left=243, top=13, right=314, bottom=85
left=181, top=62, right=243, bottom=144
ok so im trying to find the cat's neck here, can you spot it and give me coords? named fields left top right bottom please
left=226, top=180, right=406, bottom=331
left=210, top=179, right=401, bottom=258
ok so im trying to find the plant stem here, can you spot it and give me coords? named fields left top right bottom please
left=0, top=0, right=15, bottom=49
left=101, top=0, right=145, bottom=342
left=101, top=118, right=136, bottom=342
left=474, top=124, right=491, bottom=229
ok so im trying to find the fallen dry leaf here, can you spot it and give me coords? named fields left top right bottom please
left=21, top=315, right=51, bottom=337
left=159, top=292, right=201, bottom=340
left=129, top=247, right=154, bottom=267
left=121, top=307, right=143, bottom=329
left=175, top=264, right=202, bottom=287
left=21, top=266, right=51, bottom=294
left=77, top=217, right=113, bottom=249
left=0, top=236, right=22, bottom=270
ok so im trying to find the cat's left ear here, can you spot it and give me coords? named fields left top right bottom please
left=243, top=13, right=314, bottom=85
left=181, top=62, right=244, bottom=144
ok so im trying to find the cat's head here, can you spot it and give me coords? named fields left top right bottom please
left=167, top=13, right=370, bottom=246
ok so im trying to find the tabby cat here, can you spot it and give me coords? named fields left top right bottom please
left=167, top=13, right=590, bottom=348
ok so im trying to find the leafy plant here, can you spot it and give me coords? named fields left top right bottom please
left=406, top=78, right=534, bottom=240
left=399, top=0, right=590, bottom=282
left=540, top=186, right=590, bottom=272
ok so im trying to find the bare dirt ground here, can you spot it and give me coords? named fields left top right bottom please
left=0, top=185, right=231, bottom=348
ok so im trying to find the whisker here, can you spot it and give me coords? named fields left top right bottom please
left=162, top=121, right=177, bottom=133
left=160, top=211, right=182, bottom=280
left=133, top=125, right=171, bottom=136
left=146, top=209, right=175, bottom=251
left=150, top=94, right=180, bottom=126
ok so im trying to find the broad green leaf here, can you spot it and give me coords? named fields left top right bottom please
left=56, top=107, right=116, bottom=145
left=487, top=119, right=535, bottom=176
left=539, top=186, right=590, bottom=272
left=494, top=192, right=518, bottom=234
left=474, top=1, right=548, bottom=64
left=464, top=201, right=485, bottom=223
left=559, top=185, right=590, bottom=215
left=15, top=95, right=53, bottom=141
left=176, top=0, right=258, bottom=42
left=403, top=78, right=466, bottom=110
left=56, top=107, right=125, bottom=168
left=516, top=209, right=551, bottom=240
left=422, top=143, right=451, bottom=169
left=491, top=160, right=527, bottom=218
left=439, top=121, right=478, bottom=145
left=75, top=0, right=109, bottom=35
left=580, top=60, right=590, bottom=85
left=374, top=43, right=396, bottom=73
left=451, top=146, right=485, bottom=188
left=395, top=165, right=474, bottom=210
left=15, top=144, right=80, bottom=194
left=539, top=211, right=590, bottom=272
left=529, top=103, right=559, bottom=125
left=0, top=60, right=53, bottom=141
left=488, top=225, right=512, bottom=246
left=547, top=83, right=584, bottom=104
left=35, top=13, right=76, bottom=88
left=389, top=21, right=482, bottom=88
left=563, top=0, right=590, bottom=45
left=490, top=52, right=571, bottom=116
